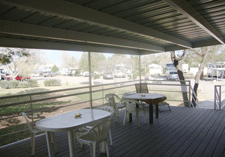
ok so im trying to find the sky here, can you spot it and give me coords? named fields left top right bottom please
left=40, top=49, right=113, bottom=66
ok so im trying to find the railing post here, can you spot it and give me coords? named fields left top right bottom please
left=139, top=55, right=142, bottom=92
left=188, top=80, right=191, bottom=107
left=214, top=85, right=216, bottom=109
left=214, top=85, right=221, bottom=110
left=219, top=85, right=221, bottom=110
left=30, top=95, right=33, bottom=123
left=102, top=84, right=104, bottom=105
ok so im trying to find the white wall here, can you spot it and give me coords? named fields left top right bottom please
left=190, top=67, right=207, bottom=76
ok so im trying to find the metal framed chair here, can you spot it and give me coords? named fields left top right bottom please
left=75, top=119, right=112, bottom=157
left=105, top=93, right=125, bottom=122
left=123, top=99, right=147, bottom=127
left=21, top=112, right=58, bottom=155
left=135, top=83, right=149, bottom=106
left=158, top=101, right=172, bottom=112
left=135, top=83, right=149, bottom=93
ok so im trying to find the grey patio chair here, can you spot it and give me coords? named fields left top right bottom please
left=135, top=83, right=149, bottom=93
left=105, top=93, right=125, bottom=122
left=135, top=83, right=149, bottom=106
left=158, top=101, right=172, bottom=112
left=21, top=112, right=58, bottom=155
left=75, top=118, right=112, bottom=157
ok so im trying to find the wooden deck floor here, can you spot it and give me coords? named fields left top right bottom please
left=1, top=106, right=225, bottom=157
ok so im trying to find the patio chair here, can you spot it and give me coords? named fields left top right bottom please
left=135, top=83, right=149, bottom=106
left=105, top=93, right=125, bottom=122
left=135, top=83, right=149, bottom=93
left=81, top=105, right=114, bottom=145
left=158, top=101, right=172, bottom=112
left=21, top=112, right=58, bottom=155
left=75, top=119, right=112, bottom=157
left=123, top=99, right=147, bottom=127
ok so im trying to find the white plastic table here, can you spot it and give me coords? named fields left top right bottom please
left=36, top=109, right=111, bottom=157
left=122, top=93, right=166, bottom=124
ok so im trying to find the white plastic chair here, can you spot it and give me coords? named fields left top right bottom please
left=123, top=99, right=147, bottom=127
left=75, top=119, right=112, bottom=157
left=82, top=105, right=114, bottom=145
left=105, top=93, right=125, bottom=122
left=21, top=112, right=58, bottom=155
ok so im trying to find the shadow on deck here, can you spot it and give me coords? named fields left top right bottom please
left=1, top=106, right=225, bottom=157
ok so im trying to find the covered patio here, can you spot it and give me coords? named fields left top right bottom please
left=0, top=0, right=225, bottom=157
left=1, top=106, right=225, bottom=157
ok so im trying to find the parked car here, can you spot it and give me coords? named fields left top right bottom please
left=103, top=73, right=113, bottom=79
left=6, top=76, right=13, bottom=80
left=32, top=72, right=40, bottom=77
left=43, top=71, right=57, bottom=77
left=83, top=71, right=89, bottom=77
left=16, top=75, right=30, bottom=81
left=166, top=71, right=179, bottom=80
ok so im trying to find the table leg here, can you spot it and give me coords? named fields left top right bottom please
left=68, top=130, right=75, bottom=157
left=149, top=104, right=153, bottom=124
left=129, top=113, right=132, bottom=122
left=46, top=131, right=54, bottom=157
left=156, top=103, right=159, bottom=118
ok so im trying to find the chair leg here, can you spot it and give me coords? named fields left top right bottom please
left=105, top=141, right=110, bottom=157
left=108, top=128, right=113, bottom=145
left=136, top=112, right=140, bottom=127
left=90, top=143, right=96, bottom=157
left=31, top=132, right=35, bottom=155
left=50, top=132, right=58, bottom=153
left=142, top=107, right=147, bottom=123
left=123, top=111, right=127, bottom=126
left=168, top=104, right=172, bottom=112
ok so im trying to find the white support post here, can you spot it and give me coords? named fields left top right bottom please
left=88, top=52, right=93, bottom=108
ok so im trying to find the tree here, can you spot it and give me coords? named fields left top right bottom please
left=79, top=52, right=106, bottom=72
left=0, top=48, right=46, bottom=79
left=61, top=52, right=78, bottom=69
left=51, top=65, right=59, bottom=73
left=170, top=50, right=189, bottom=107
left=186, top=45, right=222, bottom=107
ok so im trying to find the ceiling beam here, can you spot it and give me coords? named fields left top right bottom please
left=0, top=19, right=165, bottom=52
left=1, top=0, right=192, bottom=49
left=164, top=0, right=225, bottom=44
left=0, top=37, right=142, bottom=55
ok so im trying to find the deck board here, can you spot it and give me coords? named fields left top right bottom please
left=0, top=106, right=225, bottom=157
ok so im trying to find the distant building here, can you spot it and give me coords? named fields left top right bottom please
left=148, top=64, right=163, bottom=75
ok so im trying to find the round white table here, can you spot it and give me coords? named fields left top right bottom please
left=36, top=109, right=111, bottom=157
left=122, top=93, right=166, bottom=124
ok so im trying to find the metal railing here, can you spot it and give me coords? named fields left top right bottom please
left=214, top=85, right=225, bottom=110
left=0, top=79, right=192, bottom=146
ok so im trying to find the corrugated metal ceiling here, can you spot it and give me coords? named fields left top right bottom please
left=0, top=0, right=224, bottom=54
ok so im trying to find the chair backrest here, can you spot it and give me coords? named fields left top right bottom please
left=89, top=118, right=112, bottom=143
left=22, top=112, right=34, bottom=131
left=123, top=99, right=140, bottom=113
left=97, top=105, right=115, bottom=119
left=135, top=83, right=149, bottom=93
left=105, top=94, right=118, bottom=108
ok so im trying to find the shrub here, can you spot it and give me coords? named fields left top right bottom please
left=10, top=80, right=19, bottom=89
left=0, top=80, right=19, bottom=89
left=44, top=79, right=62, bottom=86
left=93, top=74, right=101, bottom=80
left=17, top=80, right=38, bottom=88
left=27, top=80, right=38, bottom=87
